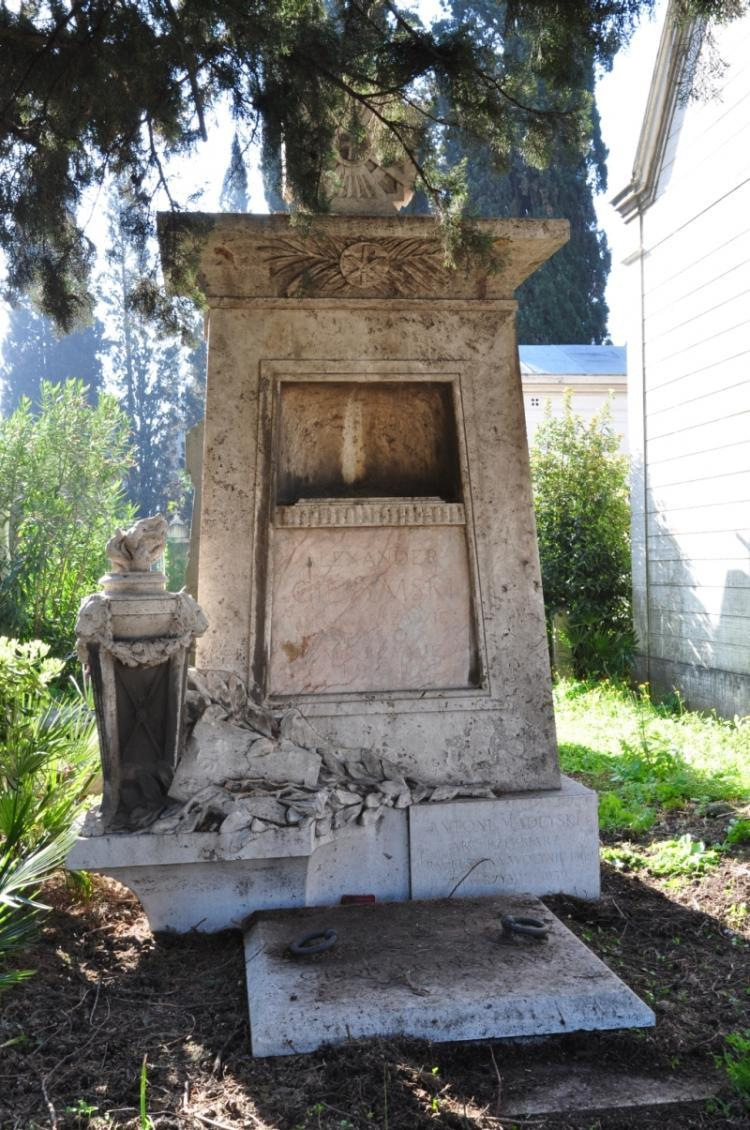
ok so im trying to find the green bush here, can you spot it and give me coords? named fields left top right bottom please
left=715, top=1031, right=750, bottom=1106
left=0, top=637, right=98, bottom=992
left=0, top=379, right=133, bottom=658
left=530, top=393, right=634, bottom=678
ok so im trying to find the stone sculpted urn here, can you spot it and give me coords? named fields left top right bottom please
left=76, top=515, right=207, bottom=830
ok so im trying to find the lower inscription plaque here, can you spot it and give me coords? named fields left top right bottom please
left=409, top=778, right=601, bottom=900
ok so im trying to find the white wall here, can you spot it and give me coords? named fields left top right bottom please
left=522, top=380, right=628, bottom=451
left=628, top=14, right=750, bottom=715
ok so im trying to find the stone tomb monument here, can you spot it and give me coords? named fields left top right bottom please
left=68, top=130, right=655, bottom=1056
left=69, top=129, right=607, bottom=930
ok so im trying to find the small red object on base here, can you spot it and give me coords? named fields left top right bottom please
left=340, top=894, right=376, bottom=905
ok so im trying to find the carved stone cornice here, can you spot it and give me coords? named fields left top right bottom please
left=158, top=214, right=569, bottom=303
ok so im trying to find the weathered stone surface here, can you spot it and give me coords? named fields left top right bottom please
left=108, top=858, right=310, bottom=933
left=159, top=214, right=569, bottom=301
left=75, top=566, right=208, bottom=831
left=68, top=806, right=408, bottom=930
left=219, top=797, right=289, bottom=834
left=170, top=718, right=322, bottom=800
left=306, top=808, right=409, bottom=904
left=157, top=286, right=562, bottom=786
left=68, top=808, right=317, bottom=868
left=243, top=896, right=654, bottom=1056
left=410, top=777, right=600, bottom=901
left=68, top=778, right=600, bottom=932
left=269, top=525, right=474, bottom=695
left=106, top=514, right=168, bottom=573
left=501, top=1066, right=717, bottom=1119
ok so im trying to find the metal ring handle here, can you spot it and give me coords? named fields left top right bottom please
left=289, top=928, right=338, bottom=956
left=501, top=914, right=549, bottom=939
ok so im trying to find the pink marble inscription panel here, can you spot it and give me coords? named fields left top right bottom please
left=268, top=526, right=474, bottom=695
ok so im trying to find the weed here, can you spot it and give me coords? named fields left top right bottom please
left=715, top=1030, right=750, bottom=1106
left=601, top=835, right=721, bottom=878
left=600, top=844, right=644, bottom=871
left=725, top=817, right=750, bottom=845
left=555, top=679, right=750, bottom=832
left=139, top=1055, right=154, bottom=1130
left=65, top=1099, right=99, bottom=1124
left=598, top=791, right=655, bottom=832
left=648, top=834, right=721, bottom=877
left=727, top=902, right=749, bottom=929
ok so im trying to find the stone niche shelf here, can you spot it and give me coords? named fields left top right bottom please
left=273, top=497, right=466, bottom=528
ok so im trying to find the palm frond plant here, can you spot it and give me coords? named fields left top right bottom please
left=0, top=637, right=98, bottom=992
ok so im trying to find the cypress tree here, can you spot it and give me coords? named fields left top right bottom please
left=443, top=0, right=611, bottom=344
left=220, top=133, right=249, bottom=213
left=0, top=0, right=739, bottom=327
left=101, top=193, right=193, bottom=517
left=1, top=300, right=104, bottom=414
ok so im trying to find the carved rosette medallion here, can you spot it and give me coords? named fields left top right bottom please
left=338, top=241, right=391, bottom=288
left=260, top=235, right=447, bottom=297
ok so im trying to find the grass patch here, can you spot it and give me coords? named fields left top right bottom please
left=715, top=1030, right=750, bottom=1107
left=555, top=678, right=750, bottom=833
left=602, top=834, right=722, bottom=878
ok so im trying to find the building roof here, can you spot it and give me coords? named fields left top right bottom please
left=518, top=344, right=627, bottom=377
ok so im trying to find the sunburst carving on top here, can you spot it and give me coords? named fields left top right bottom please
left=325, top=124, right=416, bottom=215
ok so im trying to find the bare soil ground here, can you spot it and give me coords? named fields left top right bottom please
left=1, top=808, right=748, bottom=1130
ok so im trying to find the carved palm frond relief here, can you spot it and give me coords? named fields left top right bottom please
left=259, top=236, right=446, bottom=296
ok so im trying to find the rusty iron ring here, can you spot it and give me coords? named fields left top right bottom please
left=289, top=928, right=338, bottom=957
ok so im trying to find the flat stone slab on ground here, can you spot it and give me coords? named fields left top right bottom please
left=501, top=1064, right=716, bottom=1117
left=243, top=895, right=654, bottom=1056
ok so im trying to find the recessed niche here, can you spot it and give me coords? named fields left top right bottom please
left=275, top=381, right=462, bottom=504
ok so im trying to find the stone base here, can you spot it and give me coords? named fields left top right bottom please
left=243, top=896, right=654, bottom=1056
left=67, top=777, right=600, bottom=932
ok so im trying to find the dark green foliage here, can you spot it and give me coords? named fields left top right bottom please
left=2, top=0, right=740, bottom=328
left=0, top=637, right=97, bottom=992
left=530, top=393, right=634, bottom=678
left=0, top=5, right=732, bottom=642
left=220, top=132, right=249, bottom=213
left=0, top=380, right=133, bottom=657
left=164, top=535, right=189, bottom=593
left=440, top=0, right=611, bottom=343
left=0, top=298, right=104, bottom=414
left=715, top=1031, right=750, bottom=1105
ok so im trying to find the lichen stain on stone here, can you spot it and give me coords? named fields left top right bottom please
left=282, top=636, right=311, bottom=663
left=340, top=392, right=367, bottom=485
left=214, top=245, right=236, bottom=265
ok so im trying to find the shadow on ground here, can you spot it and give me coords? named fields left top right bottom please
left=0, top=861, right=748, bottom=1130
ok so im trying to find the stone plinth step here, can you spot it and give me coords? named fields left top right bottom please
left=243, top=895, right=654, bottom=1057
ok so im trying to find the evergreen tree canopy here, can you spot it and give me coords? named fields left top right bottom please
left=440, top=0, right=611, bottom=343
left=0, top=0, right=742, bottom=329
left=102, top=190, right=197, bottom=517
left=220, top=133, right=249, bottom=213
left=0, top=299, right=104, bottom=414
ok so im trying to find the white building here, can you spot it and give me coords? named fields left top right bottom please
left=612, top=2, right=750, bottom=717
left=519, top=344, right=628, bottom=450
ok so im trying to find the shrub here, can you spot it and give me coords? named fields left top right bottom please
left=530, top=393, right=634, bottom=678
left=0, top=379, right=133, bottom=659
left=0, top=637, right=97, bottom=992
